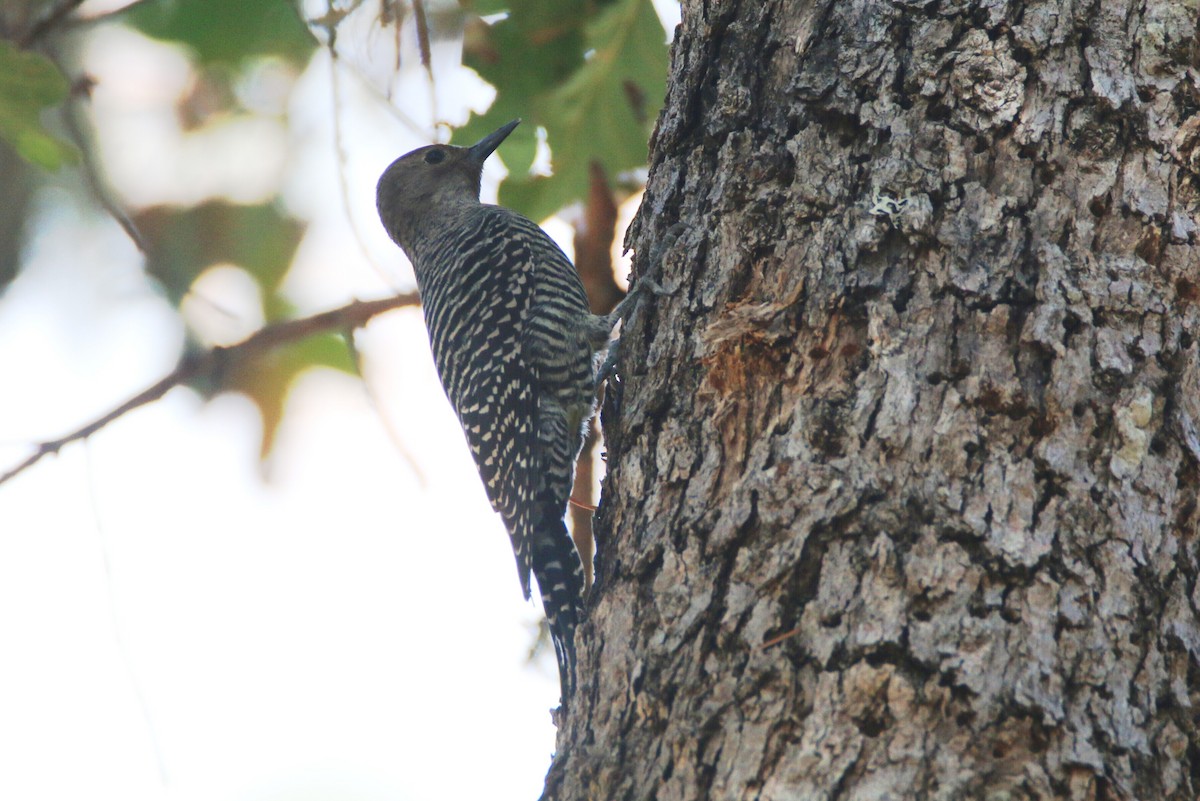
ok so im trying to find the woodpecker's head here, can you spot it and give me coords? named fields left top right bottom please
left=376, top=119, right=520, bottom=252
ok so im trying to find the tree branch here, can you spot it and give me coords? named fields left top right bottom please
left=0, top=292, right=420, bottom=488
left=52, top=53, right=148, bottom=253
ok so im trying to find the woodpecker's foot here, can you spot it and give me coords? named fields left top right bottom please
left=603, top=367, right=625, bottom=419
left=594, top=336, right=623, bottom=394
left=610, top=220, right=683, bottom=323
left=610, top=277, right=668, bottom=327
left=632, top=276, right=671, bottom=303
left=592, top=223, right=683, bottom=396
left=641, top=221, right=686, bottom=283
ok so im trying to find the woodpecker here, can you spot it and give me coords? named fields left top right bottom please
left=376, top=120, right=622, bottom=707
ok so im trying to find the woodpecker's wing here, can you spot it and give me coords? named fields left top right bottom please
left=457, top=353, right=540, bottom=598
left=420, top=206, right=587, bottom=599
left=436, top=207, right=562, bottom=599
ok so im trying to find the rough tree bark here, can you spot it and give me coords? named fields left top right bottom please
left=547, top=0, right=1200, bottom=799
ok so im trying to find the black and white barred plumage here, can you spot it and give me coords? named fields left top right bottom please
left=376, top=121, right=608, bottom=705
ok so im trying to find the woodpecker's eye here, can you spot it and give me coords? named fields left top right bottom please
left=424, top=149, right=446, bottom=165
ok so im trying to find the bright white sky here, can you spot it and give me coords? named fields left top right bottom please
left=0, top=3, right=680, bottom=801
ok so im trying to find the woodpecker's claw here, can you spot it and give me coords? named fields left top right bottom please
left=593, top=224, right=683, bottom=394
left=595, top=338, right=623, bottom=394
left=637, top=277, right=671, bottom=299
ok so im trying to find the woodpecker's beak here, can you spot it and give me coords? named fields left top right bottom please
left=468, top=119, right=520, bottom=164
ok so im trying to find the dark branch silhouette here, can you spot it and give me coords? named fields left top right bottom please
left=0, top=293, right=420, bottom=488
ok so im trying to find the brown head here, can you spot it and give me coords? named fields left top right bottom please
left=376, top=119, right=520, bottom=255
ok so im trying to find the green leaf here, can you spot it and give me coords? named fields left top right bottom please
left=123, top=0, right=316, bottom=67
left=458, top=0, right=667, bottom=220
left=139, top=198, right=318, bottom=460
left=457, top=6, right=587, bottom=176
left=291, top=331, right=356, bottom=375
left=0, top=42, right=78, bottom=170
left=523, top=0, right=666, bottom=218
left=456, top=108, right=539, bottom=175
left=136, top=201, right=304, bottom=305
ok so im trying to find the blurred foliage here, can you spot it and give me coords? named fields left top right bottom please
left=138, top=200, right=356, bottom=457
left=0, top=0, right=669, bottom=463
left=0, top=144, right=33, bottom=289
left=220, top=331, right=356, bottom=459
left=457, top=0, right=668, bottom=221
left=122, top=0, right=316, bottom=67
left=116, top=1, right=333, bottom=459
left=137, top=201, right=305, bottom=311
left=0, top=41, right=77, bottom=169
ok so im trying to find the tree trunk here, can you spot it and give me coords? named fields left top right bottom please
left=547, top=0, right=1199, bottom=799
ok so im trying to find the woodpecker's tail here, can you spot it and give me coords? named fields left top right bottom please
left=530, top=513, right=585, bottom=705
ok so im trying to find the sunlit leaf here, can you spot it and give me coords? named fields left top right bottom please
left=294, top=331, right=357, bottom=375
left=137, top=201, right=304, bottom=306
left=457, top=4, right=588, bottom=176
left=0, top=42, right=78, bottom=170
left=511, top=0, right=665, bottom=219
left=457, top=0, right=666, bottom=221
left=123, top=0, right=316, bottom=67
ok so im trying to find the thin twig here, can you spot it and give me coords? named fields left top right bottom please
left=49, top=50, right=147, bottom=253
left=567, top=495, right=597, bottom=512
left=759, top=627, right=802, bottom=651
left=0, top=293, right=419, bottom=488
left=328, top=49, right=403, bottom=289
left=82, top=443, right=169, bottom=786
left=383, top=0, right=404, bottom=85
left=412, top=0, right=433, bottom=78
left=411, top=0, right=441, bottom=134
left=315, top=3, right=426, bottom=139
